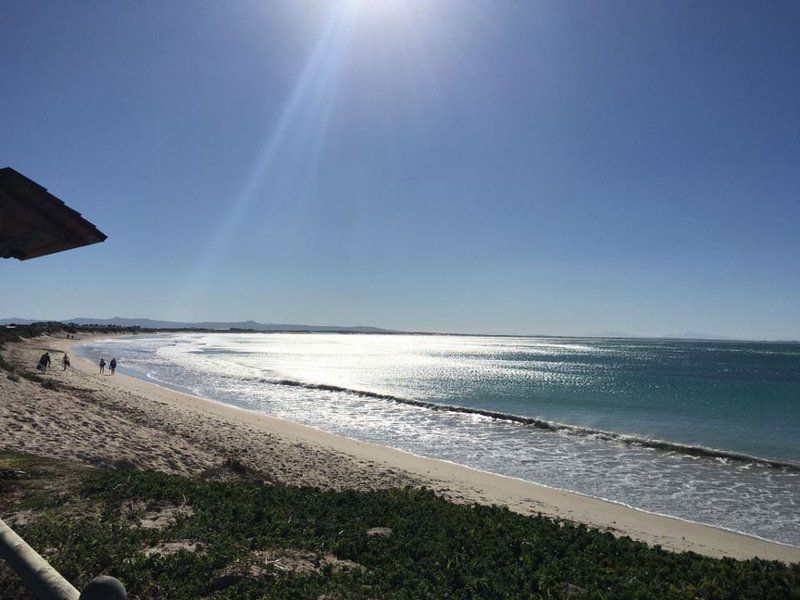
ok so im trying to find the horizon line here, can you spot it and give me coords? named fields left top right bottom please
left=2, top=316, right=798, bottom=344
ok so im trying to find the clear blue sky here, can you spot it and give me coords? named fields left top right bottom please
left=2, top=1, right=798, bottom=338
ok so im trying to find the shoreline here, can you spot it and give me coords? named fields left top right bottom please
left=3, top=332, right=799, bottom=563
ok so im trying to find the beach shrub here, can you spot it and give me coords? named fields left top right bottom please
left=1, top=463, right=797, bottom=599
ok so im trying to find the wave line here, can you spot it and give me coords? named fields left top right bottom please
left=259, top=377, right=800, bottom=472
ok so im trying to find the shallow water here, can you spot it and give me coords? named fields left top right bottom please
left=79, top=333, right=800, bottom=546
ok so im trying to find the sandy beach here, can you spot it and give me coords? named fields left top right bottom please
left=2, top=332, right=798, bottom=564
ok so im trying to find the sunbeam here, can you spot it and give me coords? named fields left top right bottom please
left=169, top=0, right=472, bottom=315
left=172, top=2, right=356, bottom=309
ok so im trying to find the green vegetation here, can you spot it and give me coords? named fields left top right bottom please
left=0, top=322, right=76, bottom=348
left=1, top=453, right=797, bottom=599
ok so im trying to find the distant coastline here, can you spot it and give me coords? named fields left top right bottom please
left=2, top=317, right=798, bottom=343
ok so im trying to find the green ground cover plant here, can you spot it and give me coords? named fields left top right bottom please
left=0, top=452, right=798, bottom=599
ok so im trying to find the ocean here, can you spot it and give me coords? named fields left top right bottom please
left=77, top=333, right=800, bottom=546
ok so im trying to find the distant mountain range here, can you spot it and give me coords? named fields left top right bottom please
left=2, top=318, right=795, bottom=342
left=0, top=317, right=396, bottom=334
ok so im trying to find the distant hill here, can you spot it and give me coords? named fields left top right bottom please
left=0, top=318, right=38, bottom=326
left=664, top=332, right=739, bottom=341
left=582, top=331, right=648, bottom=339
left=0, top=317, right=396, bottom=334
left=2, top=319, right=795, bottom=342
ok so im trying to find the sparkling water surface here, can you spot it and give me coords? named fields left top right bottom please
left=78, top=333, right=800, bottom=546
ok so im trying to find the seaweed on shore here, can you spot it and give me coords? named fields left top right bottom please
left=0, top=452, right=798, bottom=599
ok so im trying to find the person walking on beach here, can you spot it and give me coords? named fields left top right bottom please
left=37, top=352, right=51, bottom=372
left=62, top=354, right=70, bottom=371
left=99, top=358, right=106, bottom=374
left=109, top=358, right=117, bottom=375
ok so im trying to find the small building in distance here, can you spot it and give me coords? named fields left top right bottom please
left=0, top=167, right=107, bottom=260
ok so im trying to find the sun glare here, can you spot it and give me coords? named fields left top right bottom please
left=342, top=0, right=425, bottom=27
left=345, top=0, right=410, bottom=17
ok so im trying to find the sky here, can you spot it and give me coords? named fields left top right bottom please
left=1, top=1, right=799, bottom=339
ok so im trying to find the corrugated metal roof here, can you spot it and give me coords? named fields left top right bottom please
left=0, top=168, right=107, bottom=260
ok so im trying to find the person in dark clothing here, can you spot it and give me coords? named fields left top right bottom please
left=62, top=354, right=70, bottom=371
left=109, top=358, right=117, bottom=375
left=99, top=358, right=106, bottom=374
left=37, top=352, right=51, bottom=372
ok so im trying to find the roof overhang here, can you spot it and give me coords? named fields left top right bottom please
left=0, top=167, right=107, bottom=260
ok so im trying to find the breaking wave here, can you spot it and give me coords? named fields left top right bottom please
left=262, top=377, right=800, bottom=472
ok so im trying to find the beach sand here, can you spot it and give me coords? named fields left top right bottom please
left=2, top=332, right=798, bottom=563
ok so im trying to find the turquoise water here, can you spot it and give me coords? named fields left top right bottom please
left=79, top=333, right=800, bottom=545
left=398, top=337, right=800, bottom=463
